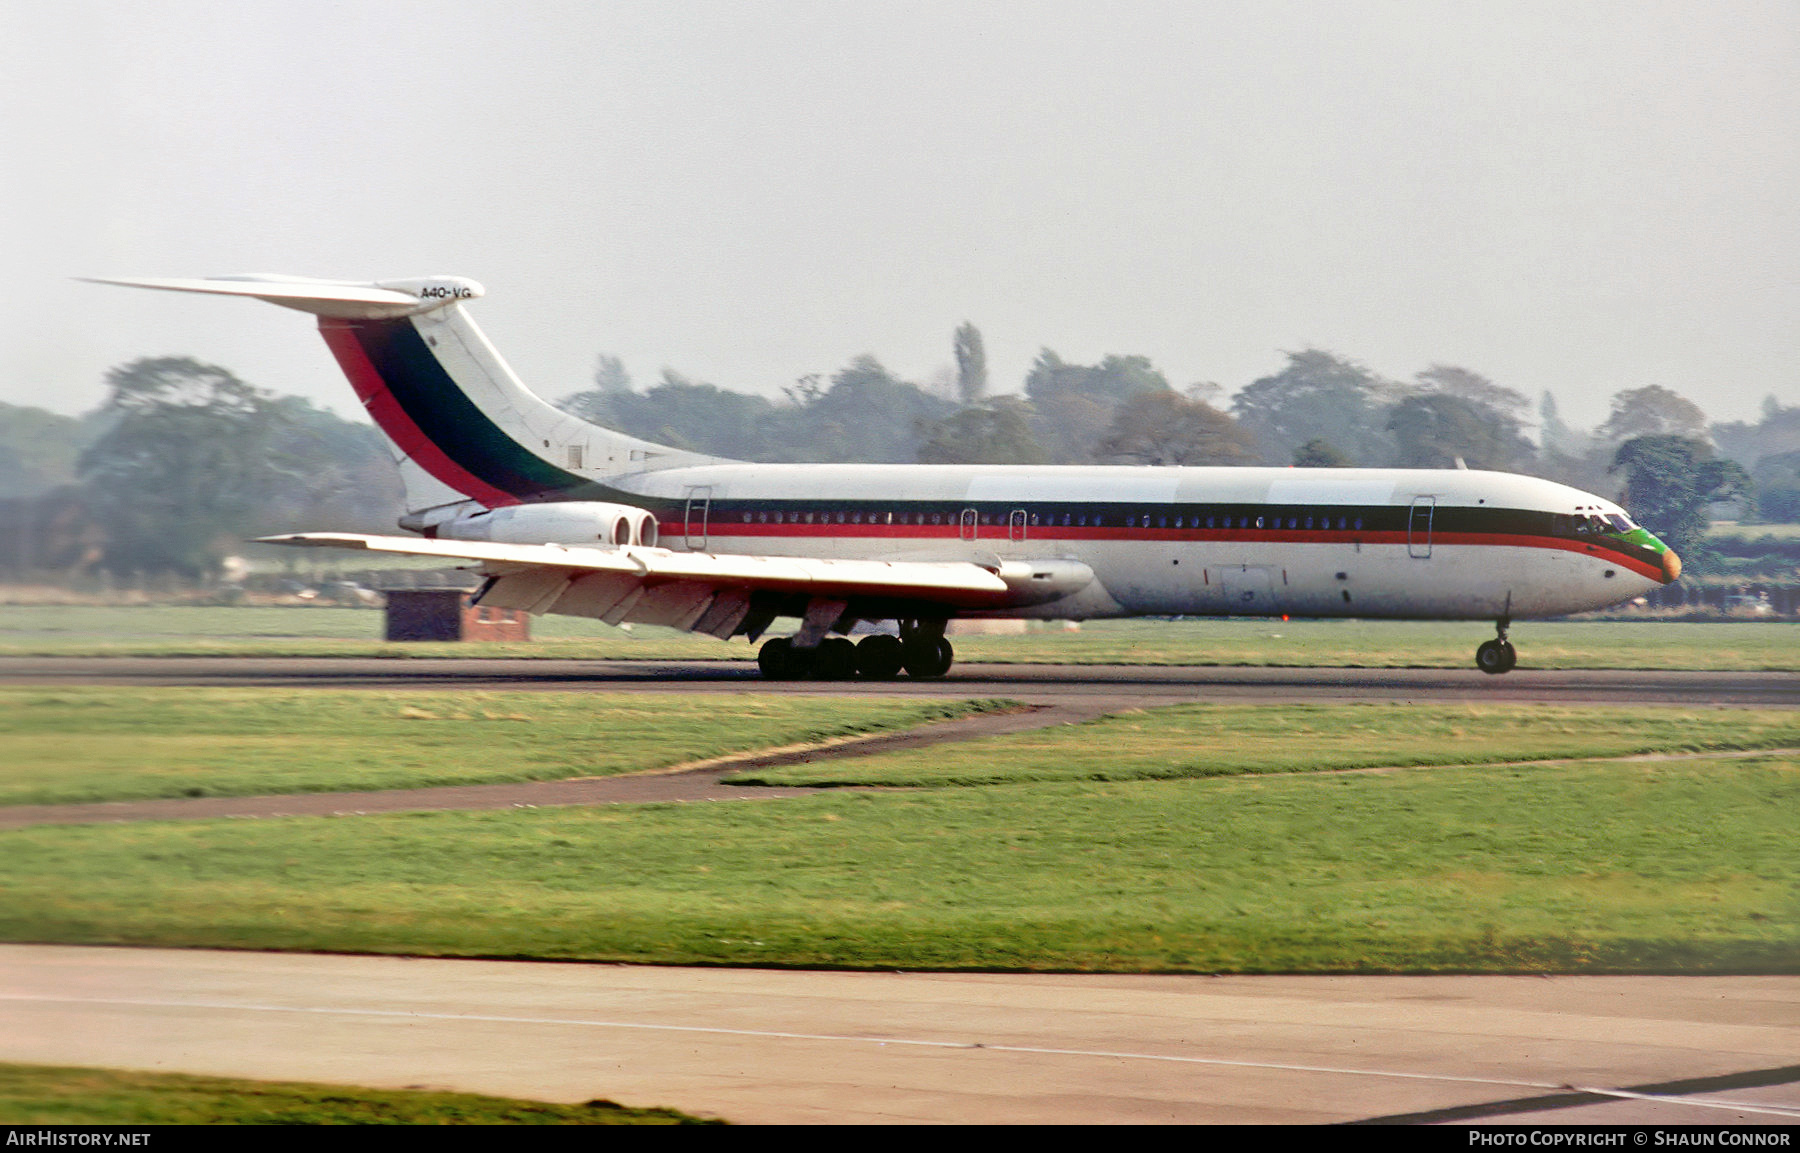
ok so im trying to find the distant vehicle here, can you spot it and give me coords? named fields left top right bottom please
left=1725, top=592, right=1774, bottom=615
left=92, top=274, right=1679, bottom=677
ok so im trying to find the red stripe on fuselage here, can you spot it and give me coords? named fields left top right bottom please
left=318, top=318, right=522, bottom=508
left=666, top=522, right=1667, bottom=581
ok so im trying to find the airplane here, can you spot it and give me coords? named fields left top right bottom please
left=89, top=273, right=1680, bottom=679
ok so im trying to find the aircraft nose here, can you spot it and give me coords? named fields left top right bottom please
left=1660, top=548, right=1681, bottom=584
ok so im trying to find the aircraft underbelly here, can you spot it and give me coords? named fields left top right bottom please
left=692, top=531, right=1647, bottom=622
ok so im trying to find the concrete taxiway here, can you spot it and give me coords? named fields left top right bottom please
left=2, top=946, right=1796, bottom=1125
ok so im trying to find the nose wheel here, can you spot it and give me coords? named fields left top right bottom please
left=1475, top=618, right=1517, bottom=675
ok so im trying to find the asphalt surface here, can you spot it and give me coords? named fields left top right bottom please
left=4, top=655, right=1799, bottom=705
left=3, top=946, right=1796, bottom=1125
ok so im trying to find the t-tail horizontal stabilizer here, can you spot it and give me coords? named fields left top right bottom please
left=79, top=275, right=483, bottom=320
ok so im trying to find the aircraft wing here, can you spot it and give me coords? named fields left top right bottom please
left=259, top=532, right=1086, bottom=638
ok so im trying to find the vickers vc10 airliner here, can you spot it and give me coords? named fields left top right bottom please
left=92, top=274, right=1679, bottom=679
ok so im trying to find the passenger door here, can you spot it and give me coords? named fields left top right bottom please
left=683, top=486, right=712, bottom=551
left=1408, top=496, right=1435, bottom=559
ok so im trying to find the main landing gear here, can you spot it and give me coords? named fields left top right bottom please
left=1475, top=617, right=1517, bottom=675
left=757, top=621, right=953, bottom=681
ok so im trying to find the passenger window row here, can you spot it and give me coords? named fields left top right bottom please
left=730, top=509, right=1367, bottom=531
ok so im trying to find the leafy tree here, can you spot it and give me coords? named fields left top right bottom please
left=1596, top=385, right=1708, bottom=444
left=1712, top=396, right=1800, bottom=477
left=917, top=397, right=1047, bottom=465
left=1528, top=390, right=1617, bottom=494
left=0, top=487, right=106, bottom=578
left=578, top=369, right=782, bottom=460
left=78, top=357, right=286, bottom=579
left=254, top=397, right=404, bottom=534
left=1387, top=392, right=1535, bottom=471
left=953, top=323, right=988, bottom=406
left=1610, top=435, right=1749, bottom=571
left=1750, top=449, right=1800, bottom=523
left=0, top=402, right=108, bottom=500
left=594, top=354, right=632, bottom=395
left=1231, top=349, right=1395, bottom=467
left=1025, top=351, right=1171, bottom=408
left=556, top=355, right=636, bottom=429
left=1537, top=391, right=1588, bottom=459
left=785, top=355, right=956, bottom=463
left=1096, top=391, right=1258, bottom=466
left=1292, top=438, right=1354, bottom=468
left=1413, top=365, right=1530, bottom=418
left=1024, top=350, right=1173, bottom=463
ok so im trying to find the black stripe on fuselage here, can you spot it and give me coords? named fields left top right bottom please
left=668, top=497, right=1662, bottom=570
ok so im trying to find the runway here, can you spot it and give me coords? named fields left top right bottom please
left=3, top=945, right=1796, bottom=1125
left=4, top=655, right=1798, bottom=707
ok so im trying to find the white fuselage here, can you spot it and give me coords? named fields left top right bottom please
left=600, top=462, right=1664, bottom=622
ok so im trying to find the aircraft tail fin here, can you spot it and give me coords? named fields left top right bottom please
left=87, top=275, right=713, bottom=515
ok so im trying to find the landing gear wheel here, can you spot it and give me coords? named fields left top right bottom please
left=1475, top=639, right=1517, bottom=675
left=902, top=636, right=954, bottom=678
left=854, top=634, right=904, bottom=679
left=814, top=637, right=858, bottom=681
left=758, top=637, right=809, bottom=680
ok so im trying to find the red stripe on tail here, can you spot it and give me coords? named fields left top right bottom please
left=318, top=318, right=521, bottom=508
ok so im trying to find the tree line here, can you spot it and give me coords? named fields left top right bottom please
left=559, top=335, right=1795, bottom=570
left=2, top=329, right=1797, bottom=581
left=0, top=358, right=399, bottom=581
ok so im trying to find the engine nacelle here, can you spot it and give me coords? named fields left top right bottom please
left=432, top=502, right=660, bottom=548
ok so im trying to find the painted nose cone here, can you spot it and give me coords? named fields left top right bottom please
left=1661, top=549, right=1682, bottom=583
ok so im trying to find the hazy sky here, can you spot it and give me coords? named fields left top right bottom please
left=5, top=1, right=1796, bottom=429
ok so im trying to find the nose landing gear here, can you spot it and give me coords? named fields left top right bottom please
left=1475, top=617, right=1517, bottom=675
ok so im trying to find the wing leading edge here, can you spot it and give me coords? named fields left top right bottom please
left=259, top=532, right=1090, bottom=639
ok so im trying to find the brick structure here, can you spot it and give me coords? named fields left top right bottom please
left=384, top=588, right=530, bottom=642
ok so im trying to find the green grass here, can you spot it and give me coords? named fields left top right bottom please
left=0, top=1062, right=714, bottom=1124
left=0, top=688, right=1012, bottom=805
left=3, top=606, right=1799, bottom=668
left=1, top=757, right=1792, bottom=974
left=729, top=703, right=1800, bottom=786
left=0, top=603, right=744, bottom=659
left=4, top=692, right=1793, bottom=975
left=947, top=619, right=1800, bottom=670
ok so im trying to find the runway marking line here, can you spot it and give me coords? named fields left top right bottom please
left=6, top=992, right=1797, bottom=1118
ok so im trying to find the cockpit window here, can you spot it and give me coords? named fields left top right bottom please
left=1606, top=514, right=1634, bottom=533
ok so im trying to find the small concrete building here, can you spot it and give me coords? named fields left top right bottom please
left=382, top=584, right=531, bottom=642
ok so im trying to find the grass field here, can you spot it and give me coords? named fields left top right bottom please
left=950, top=618, right=1800, bottom=670
left=0, top=1063, right=713, bottom=1124
left=0, top=603, right=742, bottom=660
left=728, top=703, right=1800, bottom=786
left=0, top=688, right=1010, bottom=805
left=2, top=695, right=1793, bottom=974
left=3, top=604, right=1799, bottom=668
left=2, top=760, right=1790, bottom=973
